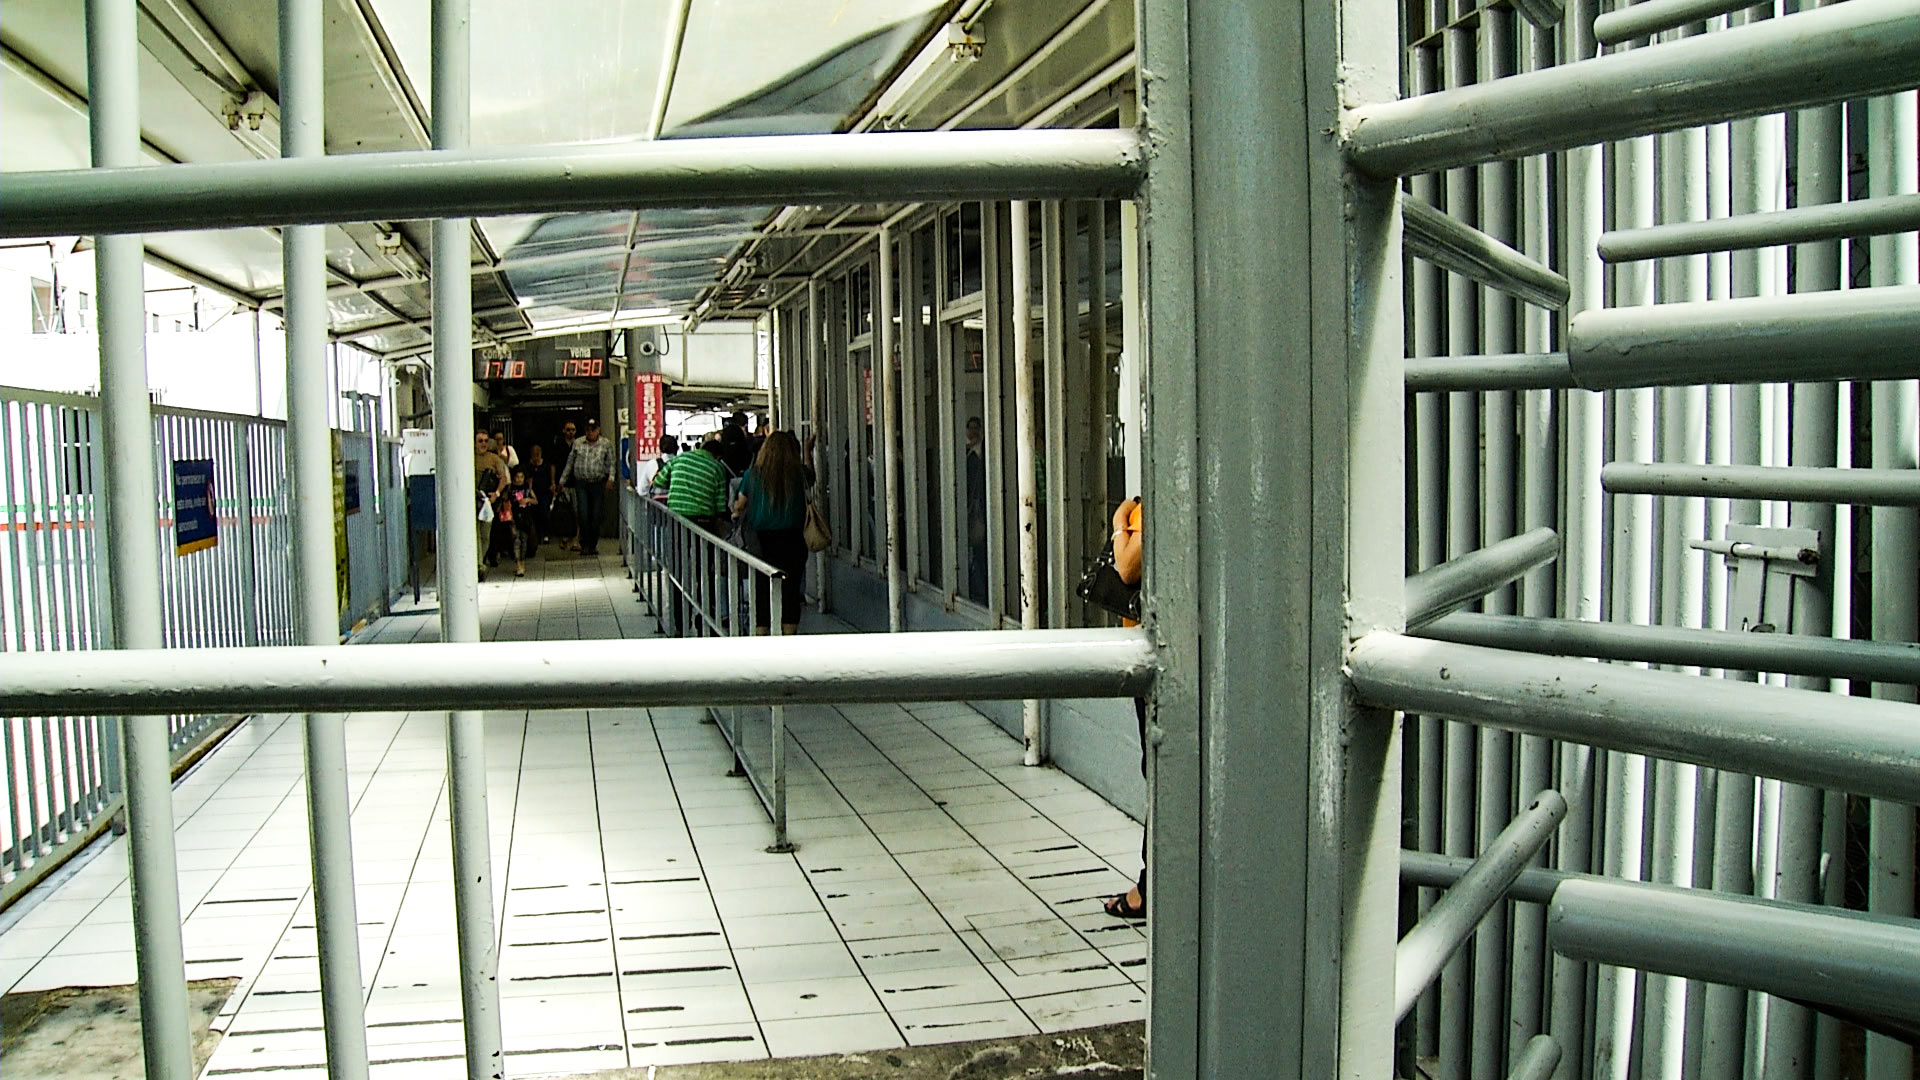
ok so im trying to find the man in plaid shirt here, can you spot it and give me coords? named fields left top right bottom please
left=559, top=418, right=616, bottom=555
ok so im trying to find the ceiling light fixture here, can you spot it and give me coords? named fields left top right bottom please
left=870, top=23, right=984, bottom=131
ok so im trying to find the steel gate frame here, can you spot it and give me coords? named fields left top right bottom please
left=4, top=1, right=1920, bottom=1079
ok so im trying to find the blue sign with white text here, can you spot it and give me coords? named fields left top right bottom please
left=173, top=459, right=218, bottom=555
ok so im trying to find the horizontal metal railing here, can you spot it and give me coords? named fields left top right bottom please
left=1348, top=633, right=1920, bottom=805
left=1400, top=850, right=1920, bottom=1038
left=0, top=629, right=1157, bottom=715
left=1566, top=284, right=1920, bottom=388
left=1547, top=878, right=1920, bottom=1030
left=1599, top=461, right=1920, bottom=508
left=1406, top=282, right=1920, bottom=393
left=0, top=129, right=1146, bottom=237
left=1416, top=612, right=1920, bottom=687
left=1596, top=192, right=1920, bottom=263
left=1345, top=0, right=1920, bottom=175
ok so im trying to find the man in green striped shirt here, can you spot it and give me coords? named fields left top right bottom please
left=663, top=438, right=730, bottom=531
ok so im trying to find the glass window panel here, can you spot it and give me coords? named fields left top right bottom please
left=851, top=345, right=874, bottom=559
left=951, top=321, right=988, bottom=606
left=847, top=263, right=874, bottom=341
left=946, top=203, right=983, bottom=302
left=915, top=226, right=942, bottom=588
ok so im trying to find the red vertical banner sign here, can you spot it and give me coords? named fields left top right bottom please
left=634, top=372, right=666, bottom=465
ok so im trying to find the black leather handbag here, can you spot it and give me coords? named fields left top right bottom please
left=1075, top=537, right=1142, bottom=621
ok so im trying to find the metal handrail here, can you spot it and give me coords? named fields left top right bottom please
left=1, top=129, right=1147, bottom=238
left=626, top=486, right=795, bottom=848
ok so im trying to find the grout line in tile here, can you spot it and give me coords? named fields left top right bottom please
left=644, top=704, right=771, bottom=1056
left=584, top=709, right=631, bottom=1070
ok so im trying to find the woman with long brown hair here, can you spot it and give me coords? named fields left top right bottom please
left=732, top=428, right=816, bottom=635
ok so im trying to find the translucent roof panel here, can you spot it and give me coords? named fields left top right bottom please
left=660, top=2, right=940, bottom=137
left=362, top=0, right=943, bottom=324
left=369, top=0, right=942, bottom=148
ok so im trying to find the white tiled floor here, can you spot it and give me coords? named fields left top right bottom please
left=0, top=551, right=1147, bottom=1078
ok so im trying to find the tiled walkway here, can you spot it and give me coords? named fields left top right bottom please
left=0, top=552, right=1147, bottom=1078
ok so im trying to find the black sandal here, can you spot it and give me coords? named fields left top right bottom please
left=1103, top=891, right=1146, bottom=920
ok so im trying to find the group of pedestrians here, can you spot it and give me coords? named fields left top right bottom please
left=647, top=412, right=815, bottom=636
left=472, top=417, right=617, bottom=581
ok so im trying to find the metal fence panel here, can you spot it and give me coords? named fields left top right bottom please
left=0, top=388, right=394, bottom=906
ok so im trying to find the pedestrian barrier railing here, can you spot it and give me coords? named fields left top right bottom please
left=1, top=386, right=402, bottom=908
left=622, top=485, right=797, bottom=850
left=0, top=389, right=293, bottom=906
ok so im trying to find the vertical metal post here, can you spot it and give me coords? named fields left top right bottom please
left=1473, top=16, right=1518, bottom=1077
left=934, top=237, right=963, bottom=604
left=807, top=279, right=830, bottom=614
left=1701, top=14, right=1780, bottom=1072
left=983, top=210, right=1009, bottom=624
left=230, top=420, right=257, bottom=638
left=281, top=1, right=372, bottom=1074
left=1865, top=87, right=1917, bottom=1080
left=768, top=584, right=791, bottom=853
left=1513, top=21, right=1558, bottom=1071
left=1767, top=76, right=1843, bottom=1080
left=897, top=233, right=924, bottom=587
left=1698, top=90, right=1732, bottom=1080
left=768, top=308, right=782, bottom=430
left=252, top=307, right=266, bottom=416
left=879, top=227, right=905, bottom=632
left=1042, top=201, right=1072, bottom=631
left=1012, top=201, right=1044, bottom=765
left=1647, top=58, right=1709, bottom=1078
left=1406, top=40, right=1447, bottom=1066
left=1439, top=28, right=1480, bottom=1079
left=1597, top=84, right=1659, bottom=1078
left=1137, top=0, right=1402, bottom=1074
left=430, top=1, right=502, bottom=1076
left=84, top=2, right=193, bottom=1077
left=4, top=724, right=25, bottom=874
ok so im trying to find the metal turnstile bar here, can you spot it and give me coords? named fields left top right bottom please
left=1417, top=612, right=1920, bottom=687
left=0, top=629, right=1159, bottom=717
left=0, top=129, right=1146, bottom=238
left=1344, top=0, right=1920, bottom=177
left=1592, top=0, right=1765, bottom=46
left=1404, top=527, right=1561, bottom=631
left=1548, top=877, right=1920, bottom=1025
left=1568, top=284, right=1920, bottom=389
left=1598, top=192, right=1920, bottom=263
left=1395, top=789, right=1568, bottom=1022
left=1348, top=633, right=1920, bottom=805
left=1404, top=352, right=1578, bottom=393
left=1505, top=1035, right=1562, bottom=1080
left=1409, top=284, right=1920, bottom=392
left=1402, top=197, right=1570, bottom=310
left=1601, top=461, right=1920, bottom=508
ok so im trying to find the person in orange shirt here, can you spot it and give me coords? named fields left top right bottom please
left=1105, top=497, right=1147, bottom=920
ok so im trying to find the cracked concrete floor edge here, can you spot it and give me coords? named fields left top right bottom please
left=538, top=1021, right=1145, bottom=1079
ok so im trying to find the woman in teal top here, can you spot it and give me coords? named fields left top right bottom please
left=732, top=429, right=816, bottom=635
